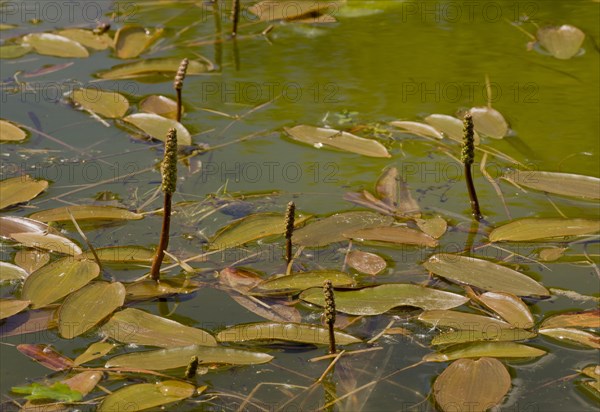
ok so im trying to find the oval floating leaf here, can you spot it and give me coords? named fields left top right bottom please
left=0, top=175, right=48, bottom=210
left=0, top=216, right=51, bottom=239
left=469, top=106, right=508, bottom=139
left=82, top=246, right=155, bottom=264
left=249, top=0, right=340, bottom=21
left=123, top=113, right=192, bottom=146
left=71, top=88, right=129, bottom=118
left=100, top=308, right=216, bottom=347
left=0, top=44, right=32, bottom=59
left=114, top=25, right=163, bottom=59
left=418, top=310, right=514, bottom=331
left=106, top=345, right=273, bottom=370
left=22, top=257, right=99, bottom=309
left=0, top=261, right=29, bottom=282
left=538, top=247, right=567, bottom=262
left=433, top=358, right=511, bottom=412
left=29, top=205, right=142, bottom=223
left=251, top=270, right=354, bottom=296
left=489, top=218, right=600, bottom=242
left=0, top=119, right=27, bottom=141
left=540, top=309, right=600, bottom=329
left=125, top=278, right=200, bottom=300
left=97, top=57, right=213, bottom=80
left=217, top=322, right=361, bottom=345
left=300, top=284, right=468, bottom=316
left=209, top=212, right=311, bottom=250
left=22, top=33, right=89, bottom=58
left=74, top=341, right=116, bottom=366
left=390, top=120, right=443, bottom=139
left=0, top=299, right=30, bottom=319
left=539, top=328, right=600, bottom=349
left=504, top=170, right=600, bottom=200
left=423, top=341, right=546, bottom=362
left=424, top=114, right=481, bottom=145
left=432, top=328, right=535, bottom=346
left=537, top=25, right=585, bottom=59
left=348, top=226, right=438, bottom=248
left=294, top=212, right=394, bottom=247
left=415, top=216, right=448, bottom=239
left=11, top=232, right=82, bottom=255
left=58, top=282, right=126, bottom=339
left=98, top=380, right=194, bottom=412
left=55, top=28, right=112, bottom=50
left=14, top=249, right=50, bottom=274
left=284, top=125, right=391, bottom=158
left=346, top=250, right=387, bottom=275
left=140, top=95, right=178, bottom=119
left=423, top=254, right=549, bottom=297
left=477, top=292, right=534, bottom=329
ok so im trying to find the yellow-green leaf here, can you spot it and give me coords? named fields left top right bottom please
left=96, top=57, right=213, bottom=80
left=22, top=33, right=89, bottom=58
left=346, top=250, right=387, bottom=275
left=423, top=342, right=546, bottom=362
left=0, top=299, right=30, bottom=319
left=539, top=328, right=600, bottom=349
left=251, top=270, right=354, bottom=296
left=540, top=309, right=600, bottom=329
left=22, top=258, right=99, bottom=309
left=489, top=218, right=600, bottom=242
left=58, top=282, right=126, bottom=338
left=0, top=175, right=48, bottom=210
left=424, top=114, right=481, bottom=145
left=114, top=25, right=163, bottom=59
left=71, top=88, right=129, bottom=118
left=0, top=119, right=27, bottom=141
left=29, top=205, right=142, bottom=223
left=55, top=29, right=112, bottom=50
left=14, top=249, right=50, bottom=274
left=390, top=120, right=443, bottom=139
left=123, top=113, right=191, bottom=146
left=469, top=106, right=508, bottom=139
left=432, top=328, right=535, bottom=346
left=73, top=342, right=116, bottom=366
left=0, top=44, right=32, bottom=59
left=140, top=95, right=179, bottom=119
left=348, top=226, right=438, bottom=248
left=11, top=232, right=82, bottom=255
left=418, top=310, right=514, bottom=331
left=477, top=292, right=534, bottom=329
left=537, top=25, right=585, bottom=60
left=0, top=216, right=50, bottom=239
left=82, top=246, right=155, bottom=264
left=0, top=261, right=29, bottom=282
left=504, top=170, right=600, bottom=200
left=98, top=380, right=195, bottom=412
left=415, top=216, right=448, bottom=239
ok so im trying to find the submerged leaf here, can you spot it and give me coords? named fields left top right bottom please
left=100, top=308, right=217, bottom=347
left=29, top=205, right=142, bottom=223
left=433, top=358, right=511, bottom=412
left=284, top=125, right=391, bottom=158
left=22, top=33, right=89, bottom=58
left=216, top=322, right=361, bottom=345
left=300, top=284, right=468, bottom=315
left=251, top=270, right=354, bottom=295
left=106, top=345, right=273, bottom=370
left=0, top=175, right=48, bottom=210
left=390, top=120, right=443, bottom=139
left=504, top=170, right=600, bottom=200
left=0, top=119, right=27, bottom=141
left=97, top=57, right=213, bottom=80
left=423, top=254, right=550, bottom=297
left=469, top=106, right=508, bottom=139
left=423, top=341, right=546, bottom=362
left=71, top=88, right=130, bottom=118
left=98, top=380, right=194, bottom=412
left=123, top=113, right=192, bottom=146
left=537, top=25, right=585, bottom=59
left=489, top=218, right=600, bottom=242
left=346, top=250, right=387, bottom=275
left=58, top=282, right=126, bottom=338
left=114, top=25, right=162, bottom=59
left=22, top=258, right=99, bottom=308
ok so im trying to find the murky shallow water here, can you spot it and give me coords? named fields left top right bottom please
left=1, top=1, right=599, bottom=410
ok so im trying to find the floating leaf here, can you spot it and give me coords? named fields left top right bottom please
left=22, top=33, right=89, bottom=58
left=284, top=125, right=391, bottom=158
left=415, top=216, right=448, bottom=239
left=537, top=25, right=585, bottom=59
left=469, top=106, right=508, bottom=139
left=504, top=170, right=600, bottom=200
left=418, top=310, right=514, bottom=331
left=538, top=247, right=567, bottom=262
left=71, top=88, right=130, bottom=118
left=82, top=246, right=155, bottom=264
left=423, top=254, right=549, bottom=297
left=300, top=284, right=468, bottom=316
left=0, top=299, right=30, bottom=319
left=0, top=175, right=48, bottom=210
left=376, top=166, right=421, bottom=216
left=0, top=261, right=29, bottom=282
left=0, top=44, right=32, bottom=59
left=56, top=28, right=112, bottom=50
left=349, top=226, right=438, bottom=248
left=539, top=328, right=600, bottom=349
left=209, top=212, right=311, bottom=250
left=58, top=282, right=126, bottom=339
left=125, top=278, right=200, bottom=300
left=100, top=308, right=216, bottom=348
left=106, top=345, right=273, bottom=370
left=74, top=341, right=116, bottom=366
left=97, top=57, right=213, bottom=80
left=114, top=25, right=163, bottom=59
left=98, top=380, right=194, bottom=412
left=217, top=322, right=361, bottom=345
left=489, top=218, right=600, bottom=242
left=581, top=365, right=600, bottom=380
left=294, top=211, right=393, bottom=247
left=0, top=307, right=57, bottom=339
left=346, top=250, right=387, bottom=275
left=14, top=249, right=50, bottom=274
left=423, top=342, right=546, bottom=362
left=22, top=258, right=99, bottom=309
left=0, top=119, right=27, bottom=141
left=17, top=344, right=74, bottom=371
left=123, top=113, right=192, bottom=146
left=140, top=95, right=178, bottom=119
left=424, top=114, right=481, bottom=145
left=29, top=205, right=142, bottom=223
left=251, top=270, right=354, bottom=296
left=433, top=358, right=511, bottom=412
left=12, top=382, right=82, bottom=402
left=249, top=0, right=341, bottom=21
left=390, top=120, right=443, bottom=139
left=62, top=370, right=102, bottom=396
left=0, top=216, right=51, bottom=239
left=477, top=292, right=534, bottom=329
left=540, top=309, right=600, bottom=329
left=432, top=328, right=535, bottom=346
left=11, top=232, right=82, bottom=255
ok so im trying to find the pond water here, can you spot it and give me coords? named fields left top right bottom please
left=1, top=0, right=599, bottom=411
